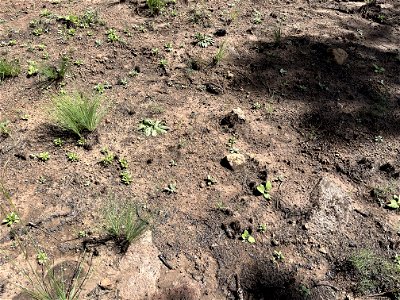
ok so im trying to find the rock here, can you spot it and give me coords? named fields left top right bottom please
left=224, top=153, right=246, bottom=170
left=330, top=48, right=348, bottom=65
left=304, top=177, right=351, bottom=244
left=205, top=83, right=224, bottom=95
left=99, top=277, right=114, bottom=290
left=220, top=107, right=246, bottom=128
left=226, top=70, right=234, bottom=79
left=117, top=231, right=162, bottom=300
left=310, top=285, right=338, bottom=300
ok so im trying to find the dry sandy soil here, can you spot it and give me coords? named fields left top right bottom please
left=0, top=0, right=399, bottom=299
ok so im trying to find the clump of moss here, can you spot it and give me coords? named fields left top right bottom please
left=348, top=249, right=400, bottom=296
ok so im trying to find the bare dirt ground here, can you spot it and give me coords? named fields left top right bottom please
left=0, top=0, right=399, bottom=299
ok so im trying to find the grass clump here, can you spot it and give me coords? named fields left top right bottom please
left=0, top=59, right=20, bottom=80
left=51, top=92, right=108, bottom=137
left=104, top=198, right=150, bottom=252
left=348, top=249, right=400, bottom=296
left=22, top=256, right=90, bottom=300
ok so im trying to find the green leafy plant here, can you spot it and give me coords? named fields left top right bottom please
left=40, top=56, right=69, bottom=82
left=27, top=60, right=39, bottom=76
left=253, top=10, right=263, bottom=24
left=194, top=33, right=214, bottom=48
left=373, top=64, right=385, bottom=74
left=0, top=59, right=20, bottom=80
left=387, top=195, right=400, bottom=209
left=273, top=26, right=282, bottom=45
left=104, top=198, right=150, bottom=251
left=147, top=0, right=166, bottom=15
left=164, top=42, right=173, bottom=52
left=159, top=59, right=168, bottom=68
left=51, top=92, right=108, bottom=137
left=94, top=82, right=112, bottom=94
left=36, top=250, right=48, bottom=265
left=53, top=138, right=64, bottom=147
left=241, top=230, right=255, bottom=243
left=101, top=148, right=115, bottom=166
left=37, top=152, right=50, bottom=162
left=227, top=137, right=239, bottom=153
left=119, top=158, right=128, bottom=169
left=106, top=28, right=120, bottom=42
left=138, top=119, right=169, bottom=136
left=120, top=171, right=133, bottom=185
left=2, top=212, right=20, bottom=226
left=66, top=152, right=79, bottom=162
left=0, top=120, right=11, bottom=136
left=257, top=181, right=272, bottom=200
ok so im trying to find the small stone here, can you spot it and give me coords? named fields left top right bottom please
left=224, top=153, right=246, bottom=170
left=271, top=239, right=280, bottom=246
left=330, top=48, right=348, bottom=65
left=226, top=71, right=234, bottom=79
left=99, top=278, right=114, bottom=290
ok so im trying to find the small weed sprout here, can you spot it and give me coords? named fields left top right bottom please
left=106, top=28, right=120, bottom=42
left=386, top=195, right=400, bottom=209
left=252, top=10, right=263, bottom=24
left=273, top=250, right=285, bottom=262
left=101, top=149, right=115, bottom=166
left=138, top=119, right=169, bottom=136
left=257, top=181, right=272, bottom=200
left=119, top=158, right=128, bottom=169
left=27, top=60, right=39, bottom=76
left=194, top=33, right=214, bottom=48
left=37, top=152, right=50, bottom=162
left=0, top=59, right=20, bottom=80
left=164, top=42, right=173, bottom=52
left=53, top=138, right=64, bottom=147
left=257, top=224, right=267, bottom=233
left=159, top=59, right=168, bottom=68
left=51, top=92, right=108, bottom=137
left=0, top=120, right=11, bottom=136
left=104, top=198, right=150, bottom=250
left=66, top=152, right=79, bottom=162
left=2, top=212, right=20, bottom=226
left=373, top=64, right=385, bottom=74
left=241, top=230, right=255, bottom=243
left=273, top=26, right=282, bottom=45
left=36, top=250, right=48, bottom=265
left=120, top=171, right=133, bottom=185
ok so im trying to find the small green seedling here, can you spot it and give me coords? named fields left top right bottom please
left=169, top=159, right=177, bottom=167
left=106, top=28, right=120, bottom=42
left=119, top=158, right=128, bottom=169
left=227, top=137, right=239, bottom=153
left=36, top=250, right=48, bottom=265
left=258, top=224, right=267, bottom=233
left=27, top=60, right=39, bottom=76
left=373, top=64, right=385, bottom=74
left=194, top=33, right=214, bottom=48
left=147, top=0, right=166, bottom=15
left=37, top=152, right=50, bottom=162
left=159, top=59, right=168, bottom=68
left=53, top=138, right=64, bottom=147
left=138, top=119, right=169, bottom=136
left=2, top=212, right=20, bottom=226
left=213, top=41, right=228, bottom=65
left=101, top=151, right=115, bottom=166
left=241, top=230, right=255, bottom=243
left=387, top=195, right=400, bottom=209
left=164, top=183, right=177, bottom=194
left=0, top=120, right=11, bottom=136
left=273, top=250, right=285, bottom=262
left=206, top=175, right=217, bottom=186
left=66, top=152, right=79, bottom=162
left=257, top=181, right=272, bottom=200
left=78, top=230, right=87, bottom=238
left=120, top=171, right=133, bottom=185
left=164, top=42, right=173, bottom=52
left=77, top=137, right=86, bottom=146
left=253, top=10, right=263, bottom=24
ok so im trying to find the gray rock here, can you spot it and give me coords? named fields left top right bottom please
left=330, top=48, right=348, bottom=65
left=117, top=231, right=162, bottom=300
left=305, top=177, right=351, bottom=244
left=225, top=153, right=246, bottom=170
left=221, top=107, right=246, bottom=128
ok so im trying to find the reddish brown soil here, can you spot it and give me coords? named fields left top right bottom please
left=0, top=0, right=399, bottom=299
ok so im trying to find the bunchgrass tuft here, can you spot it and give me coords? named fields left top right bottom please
left=51, top=92, right=108, bottom=137
left=147, top=0, right=166, bottom=15
left=104, top=198, right=150, bottom=251
left=0, top=58, right=20, bottom=80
